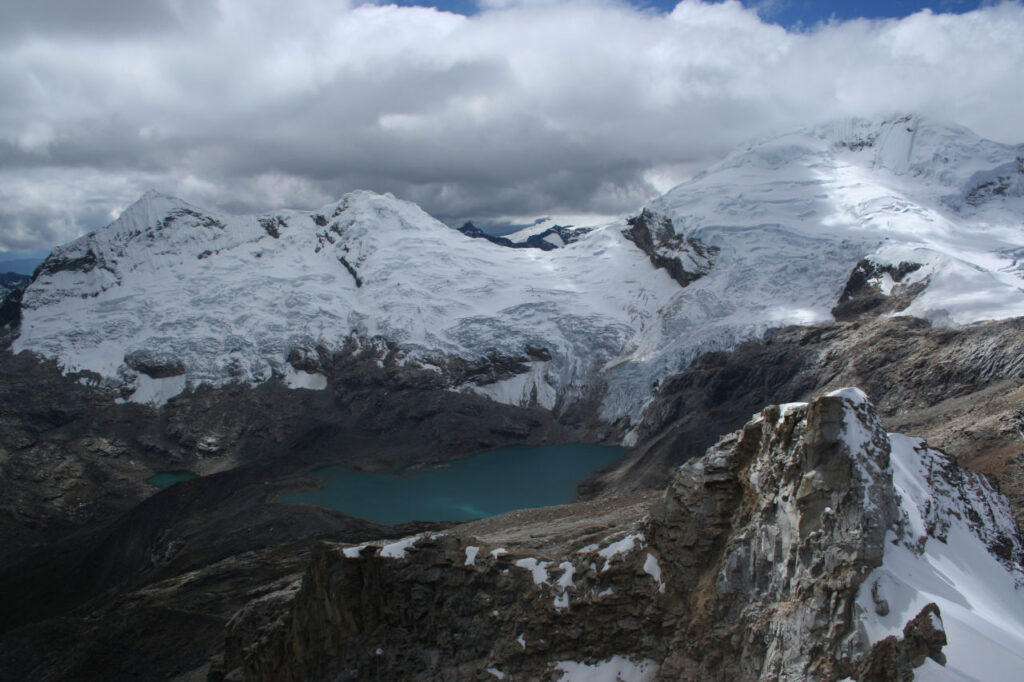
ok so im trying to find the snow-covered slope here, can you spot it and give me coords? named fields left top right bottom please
left=598, top=115, right=1024, bottom=419
left=857, top=430, right=1024, bottom=681
left=12, top=115, right=1024, bottom=421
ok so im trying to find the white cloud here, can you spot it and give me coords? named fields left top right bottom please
left=1, top=0, right=1023, bottom=250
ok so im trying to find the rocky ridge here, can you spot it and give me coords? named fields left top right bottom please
left=212, top=390, right=1024, bottom=681
left=612, top=315, right=1024, bottom=529
left=456, top=221, right=593, bottom=251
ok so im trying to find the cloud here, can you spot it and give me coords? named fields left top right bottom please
left=1, top=0, right=1023, bottom=250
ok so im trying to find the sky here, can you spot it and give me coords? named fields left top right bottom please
left=1, top=0, right=1023, bottom=254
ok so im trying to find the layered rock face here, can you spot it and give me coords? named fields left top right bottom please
left=650, top=391, right=899, bottom=680
left=214, top=390, right=1024, bottom=681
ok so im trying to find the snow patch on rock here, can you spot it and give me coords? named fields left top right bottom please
left=282, top=365, right=328, bottom=391
left=553, top=655, right=659, bottom=682
left=514, top=557, right=551, bottom=585
left=597, top=532, right=645, bottom=572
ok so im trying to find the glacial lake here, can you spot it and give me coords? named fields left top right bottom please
left=278, top=443, right=625, bottom=524
left=147, top=470, right=199, bottom=488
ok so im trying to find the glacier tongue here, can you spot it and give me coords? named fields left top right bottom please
left=11, top=116, right=1024, bottom=419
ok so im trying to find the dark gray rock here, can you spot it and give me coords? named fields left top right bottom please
left=124, top=349, right=186, bottom=378
left=622, top=209, right=717, bottom=288
left=852, top=603, right=947, bottom=681
left=832, top=258, right=926, bottom=321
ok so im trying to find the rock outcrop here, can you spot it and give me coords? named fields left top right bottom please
left=650, top=391, right=899, bottom=680
left=213, top=390, right=1022, bottom=681
left=832, top=259, right=927, bottom=321
left=457, top=221, right=593, bottom=251
left=621, top=209, right=717, bottom=288
left=853, top=603, right=947, bottom=681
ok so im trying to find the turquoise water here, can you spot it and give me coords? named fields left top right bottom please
left=279, top=443, right=624, bottom=524
left=147, top=470, right=199, bottom=488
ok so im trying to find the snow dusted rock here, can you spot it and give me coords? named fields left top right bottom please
left=831, top=258, right=928, bottom=321
left=855, top=433, right=1024, bottom=681
left=621, top=209, right=717, bottom=288
left=213, top=390, right=1024, bottom=681
left=853, top=602, right=948, bottom=681
left=458, top=218, right=593, bottom=251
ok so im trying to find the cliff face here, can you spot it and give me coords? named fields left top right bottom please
left=214, top=390, right=1024, bottom=681
left=650, top=391, right=899, bottom=680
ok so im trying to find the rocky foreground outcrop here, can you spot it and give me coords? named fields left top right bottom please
left=212, top=390, right=1024, bottom=681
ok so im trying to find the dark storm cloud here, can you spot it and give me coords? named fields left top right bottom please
left=0, top=0, right=214, bottom=40
left=2, top=0, right=1024, bottom=251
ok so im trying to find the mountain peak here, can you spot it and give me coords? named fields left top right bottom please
left=127, top=188, right=191, bottom=211
left=138, top=188, right=179, bottom=201
left=109, top=190, right=200, bottom=236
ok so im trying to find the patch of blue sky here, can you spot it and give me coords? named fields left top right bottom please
left=378, top=0, right=993, bottom=26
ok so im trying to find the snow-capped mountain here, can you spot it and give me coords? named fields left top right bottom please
left=602, top=114, right=1024, bottom=420
left=14, top=190, right=677, bottom=412
left=497, top=217, right=594, bottom=249
left=11, top=115, right=1024, bottom=423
